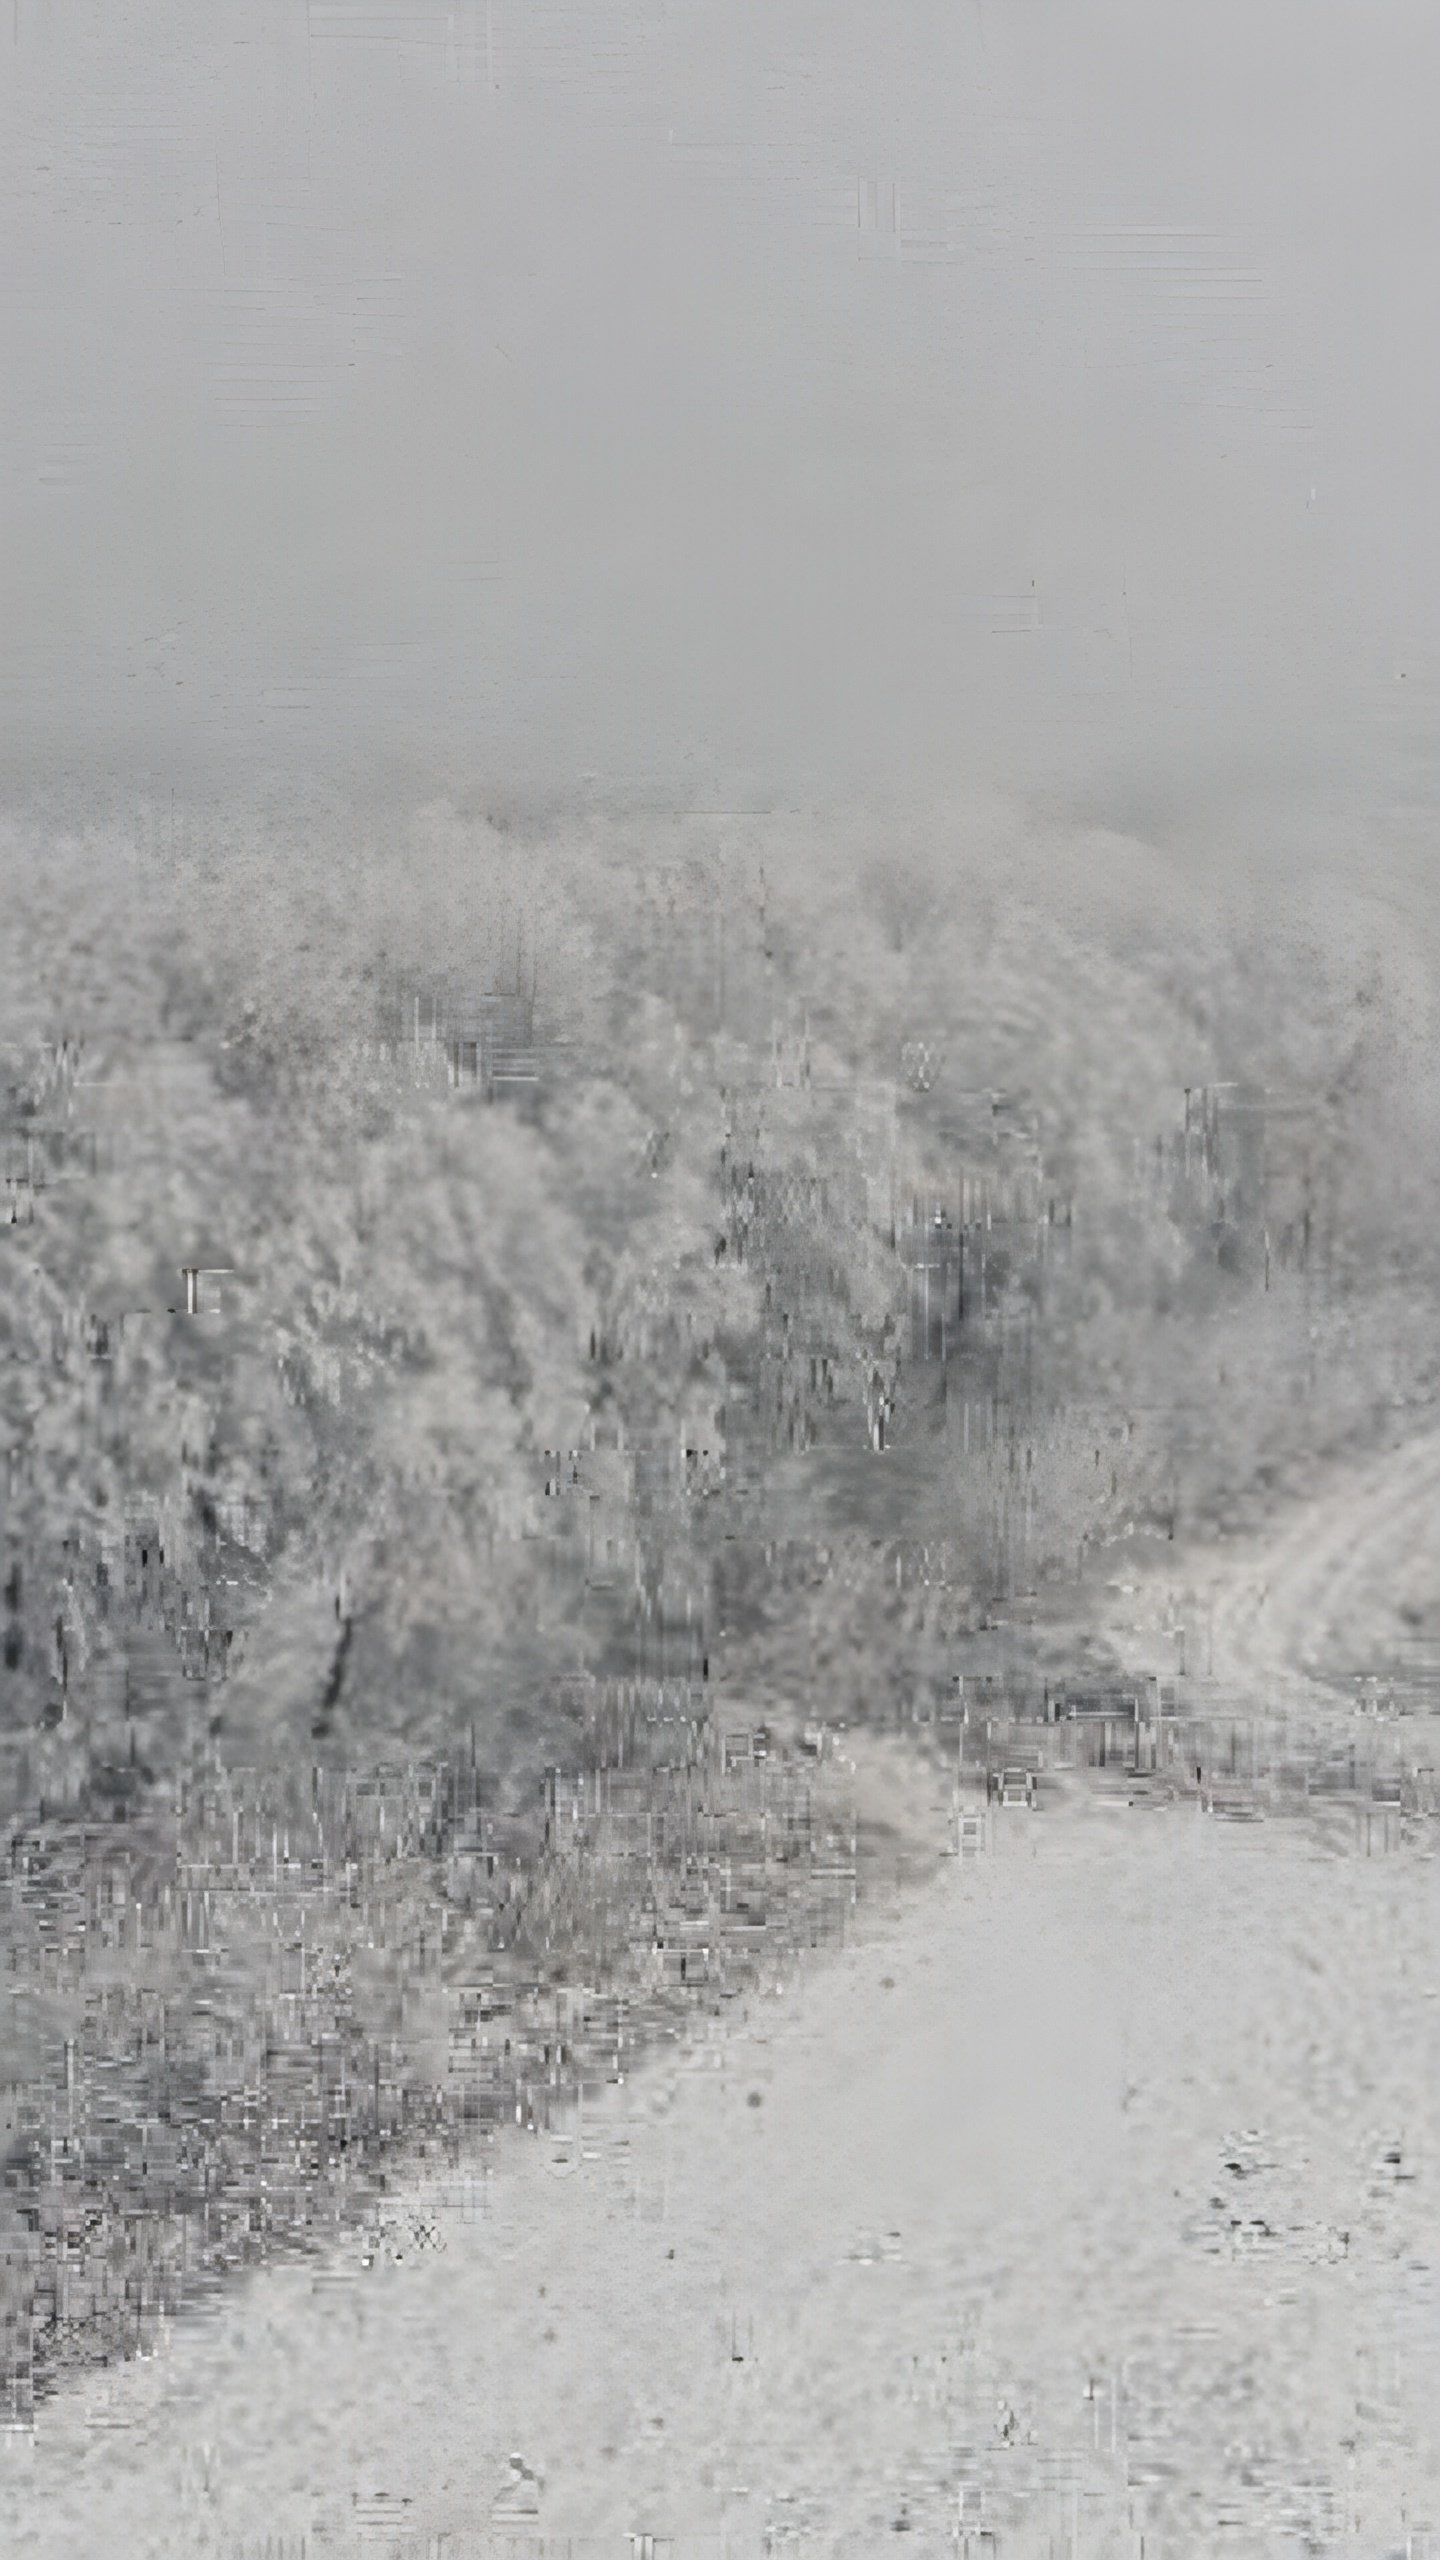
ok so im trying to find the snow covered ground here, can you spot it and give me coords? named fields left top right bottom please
left=2, top=1777, right=1436, bottom=2559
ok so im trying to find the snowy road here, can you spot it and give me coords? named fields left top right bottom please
left=5, top=1441, right=1440, bottom=2557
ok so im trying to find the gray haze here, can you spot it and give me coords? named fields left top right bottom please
left=3, top=0, right=1439, bottom=875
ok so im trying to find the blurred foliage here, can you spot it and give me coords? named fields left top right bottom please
left=3, top=800, right=1440, bottom=1819
left=6, top=792, right=1440, bottom=2407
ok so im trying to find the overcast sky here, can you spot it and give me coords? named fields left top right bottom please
left=3, top=0, right=1439, bottom=880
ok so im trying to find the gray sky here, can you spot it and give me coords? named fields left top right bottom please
left=3, top=0, right=1438, bottom=867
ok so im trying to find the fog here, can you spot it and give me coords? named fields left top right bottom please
left=9, top=20, right=1440, bottom=2536
left=4, top=0, right=1439, bottom=899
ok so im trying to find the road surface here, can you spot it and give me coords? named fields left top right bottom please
left=4, top=1441, right=1440, bottom=2557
